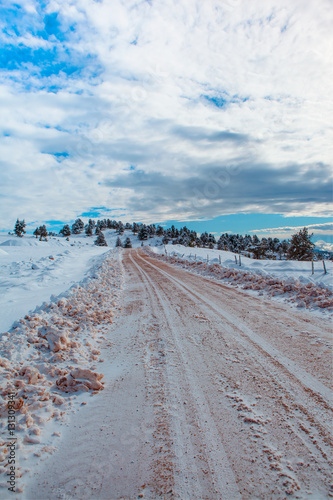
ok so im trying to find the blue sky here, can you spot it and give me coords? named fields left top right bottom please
left=0, top=0, right=332, bottom=248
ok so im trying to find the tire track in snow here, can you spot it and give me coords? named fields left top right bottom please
left=136, top=251, right=333, bottom=491
left=130, top=252, right=242, bottom=499
left=137, top=252, right=332, bottom=409
left=129, top=254, right=203, bottom=499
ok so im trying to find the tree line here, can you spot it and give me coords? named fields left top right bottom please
left=11, top=218, right=323, bottom=261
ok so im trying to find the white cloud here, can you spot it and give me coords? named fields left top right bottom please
left=0, top=0, right=332, bottom=228
left=249, top=222, right=333, bottom=235
left=315, top=240, right=333, bottom=252
left=248, top=222, right=333, bottom=244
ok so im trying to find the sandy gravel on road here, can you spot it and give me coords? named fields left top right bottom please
left=25, top=249, right=332, bottom=499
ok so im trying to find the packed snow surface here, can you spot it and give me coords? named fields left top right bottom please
left=0, top=234, right=332, bottom=497
left=22, top=250, right=333, bottom=499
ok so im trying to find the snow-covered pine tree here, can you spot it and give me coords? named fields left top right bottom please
left=95, top=232, right=108, bottom=246
left=59, top=224, right=71, bottom=237
left=132, top=222, right=139, bottom=234
left=123, top=237, right=132, bottom=248
left=138, top=225, right=149, bottom=240
left=39, top=225, right=48, bottom=241
left=252, top=234, right=260, bottom=246
left=99, top=219, right=107, bottom=230
left=287, top=227, right=315, bottom=261
left=115, top=236, right=123, bottom=247
left=85, top=219, right=95, bottom=236
left=207, top=233, right=216, bottom=249
left=147, top=224, right=156, bottom=237
left=14, top=219, right=26, bottom=237
left=71, top=218, right=84, bottom=234
left=200, top=232, right=209, bottom=247
left=156, top=225, right=164, bottom=237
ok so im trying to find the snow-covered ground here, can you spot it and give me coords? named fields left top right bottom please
left=153, top=244, right=333, bottom=289
left=0, top=231, right=161, bottom=334
left=0, top=232, right=128, bottom=493
left=20, top=250, right=333, bottom=499
left=150, top=244, right=333, bottom=315
left=0, top=232, right=332, bottom=497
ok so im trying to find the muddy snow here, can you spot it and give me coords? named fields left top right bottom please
left=0, top=249, right=123, bottom=494
left=150, top=245, right=333, bottom=316
left=0, top=243, right=332, bottom=499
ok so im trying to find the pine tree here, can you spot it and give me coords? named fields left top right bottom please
left=95, top=232, right=108, bottom=246
left=252, top=241, right=268, bottom=259
left=14, top=219, right=26, bottom=237
left=132, top=222, right=139, bottom=234
left=147, top=224, right=156, bottom=237
left=115, top=236, right=123, bottom=247
left=138, top=225, right=149, bottom=240
left=60, top=225, right=71, bottom=237
left=207, top=233, right=216, bottom=249
left=287, top=227, right=315, bottom=261
left=33, top=227, right=40, bottom=239
left=71, top=218, right=84, bottom=234
left=252, top=234, right=260, bottom=245
left=39, top=225, right=48, bottom=241
left=123, top=237, right=132, bottom=248
left=85, top=219, right=95, bottom=236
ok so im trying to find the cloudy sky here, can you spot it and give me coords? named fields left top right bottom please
left=0, top=0, right=332, bottom=244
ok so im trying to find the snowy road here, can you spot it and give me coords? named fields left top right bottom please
left=26, top=249, right=332, bottom=499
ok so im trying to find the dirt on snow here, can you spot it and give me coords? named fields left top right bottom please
left=24, top=249, right=332, bottom=499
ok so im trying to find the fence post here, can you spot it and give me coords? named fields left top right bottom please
left=239, top=253, right=241, bottom=266
left=323, top=260, right=327, bottom=274
left=207, top=254, right=209, bottom=263
left=219, top=255, right=221, bottom=265
left=235, top=255, right=238, bottom=265
left=311, top=261, right=314, bottom=275
left=195, top=254, right=196, bottom=261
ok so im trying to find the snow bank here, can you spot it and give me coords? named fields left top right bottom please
left=147, top=247, right=333, bottom=315
left=0, top=239, right=39, bottom=247
left=153, top=244, right=333, bottom=289
left=0, top=250, right=123, bottom=490
left=0, top=234, right=112, bottom=333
